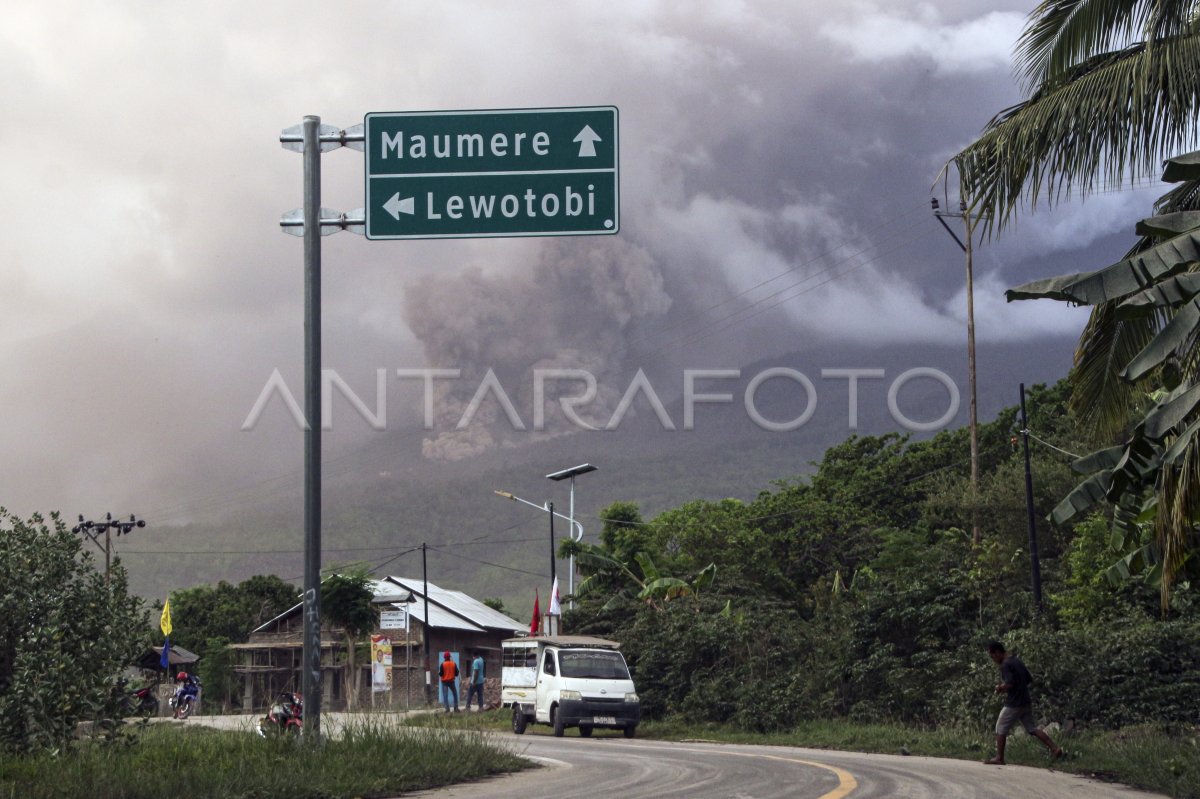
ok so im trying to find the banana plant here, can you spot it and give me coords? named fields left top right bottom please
left=571, top=544, right=718, bottom=612
left=1008, top=153, right=1200, bottom=607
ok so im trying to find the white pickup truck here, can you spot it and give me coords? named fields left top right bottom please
left=502, top=635, right=641, bottom=738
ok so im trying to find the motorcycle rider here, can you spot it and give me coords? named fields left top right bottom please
left=172, top=671, right=201, bottom=718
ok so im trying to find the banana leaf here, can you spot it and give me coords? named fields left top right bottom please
left=1007, top=231, right=1200, bottom=305
left=1116, top=272, right=1200, bottom=318
left=1121, top=297, right=1200, bottom=380
left=1163, top=417, right=1200, bottom=464
left=1144, top=382, right=1200, bottom=439
left=1162, top=150, right=1200, bottom=183
left=1050, top=469, right=1113, bottom=525
left=1106, top=427, right=1163, bottom=499
left=1135, top=211, right=1200, bottom=238
left=1005, top=272, right=1092, bottom=302
left=1070, top=444, right=1127, bottom=474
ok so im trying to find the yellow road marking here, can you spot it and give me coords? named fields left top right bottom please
left=644, top=743, right=858, bottom=798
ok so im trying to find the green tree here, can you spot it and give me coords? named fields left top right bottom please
left=165, top=574, right=298, bottom=708
left=954, top=0, right=1200, bottom=227
left=167, top=575, right=298, bottom=653
left=0, top=509, right=147, bottom=753
left=321, top=568, right=375, bottom=709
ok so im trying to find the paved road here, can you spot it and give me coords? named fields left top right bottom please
left=177, top=714, right=1166, bottom=798
left=419, top=733, right=1166, bottom=799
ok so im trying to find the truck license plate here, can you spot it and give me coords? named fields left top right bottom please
left=593, top=716, right=616, bottom=725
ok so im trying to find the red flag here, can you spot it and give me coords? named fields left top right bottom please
left=530, top=589, right=540, bottom=635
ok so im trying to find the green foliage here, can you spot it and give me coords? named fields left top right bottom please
left=165, top=574, right=298, bottom=709
left=0, top=509, right=147, bottom=754
left=195, top=638, right=237, bottom=713
left=1004, top=622, right=1200, bottom=728
left=622, top=597, right=811, bottom=731
left=167, top=575, right=297, bottom=653
left=321, top=568, right=376, bottom=710
left=565, top=378, right=1200, bottom=736
left=321, top=569, right=376, bottom=640
left=954, top=0, right=1200, bottom=605
left=1052, top=514, right=1161, bottom=625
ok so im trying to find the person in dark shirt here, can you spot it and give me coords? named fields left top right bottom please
left=984, top=641, right=1063, bottom=765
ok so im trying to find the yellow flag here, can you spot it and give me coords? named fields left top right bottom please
left=160, top=598, right=173, bottom=636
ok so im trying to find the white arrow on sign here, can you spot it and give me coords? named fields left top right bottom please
left=573, top=125, right=601, bottom=157
left=384, top=193, right=415, bottom=220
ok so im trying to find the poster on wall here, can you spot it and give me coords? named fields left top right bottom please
left=371, top=635, right=393, bottom=693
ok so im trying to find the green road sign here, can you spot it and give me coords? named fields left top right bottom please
left=364, top=106, right=618, bottom=240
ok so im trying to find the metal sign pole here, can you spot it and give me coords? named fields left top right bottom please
left=301, top=115, right=323, bottom=740
left=278, top=117, right=363, bottom=734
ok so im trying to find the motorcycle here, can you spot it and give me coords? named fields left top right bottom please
left=257, top=691, right=303, bottom=737
left=170, top=673, right=200, bottom=720
left=129, top=684, right=159, bottom=717
left=169, top=690, right=196, bottom=719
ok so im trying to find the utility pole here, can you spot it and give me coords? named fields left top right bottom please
left=422, top=542, right=431, bottom=706
left=1019, top=383, right=1044, bottom=611
left=932, top=197, right=983, bottom=545
left=73, top=513, right=145, bottom=585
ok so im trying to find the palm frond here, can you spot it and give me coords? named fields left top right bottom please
left=956, top=32, right=1200, bottom=229
left=1017, top=0, right=1148, bottom=89
left=1156, top=433, right=1200, bottom=606
left=1070, top=301, right=1157, bottom=438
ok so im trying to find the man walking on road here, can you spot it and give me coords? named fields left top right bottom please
left=984, top=641, right=1063, bottom=765
left=466, top=651, right=486, bottom=711
left=439, top=651, right=459, bottom=713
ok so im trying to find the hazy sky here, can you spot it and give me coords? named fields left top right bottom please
left=1, top=1, right=1167, bottom=523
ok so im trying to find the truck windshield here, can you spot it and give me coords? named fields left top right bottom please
left=558, top=650, right=630, bottom=680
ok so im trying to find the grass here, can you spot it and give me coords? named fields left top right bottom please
left=0, top=718, right=532, bottom=799
left=414, top=709, right=1200, bottom=798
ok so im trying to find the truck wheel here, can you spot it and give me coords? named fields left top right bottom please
left=512, top=707, right=527, bottom=735
left=578, top=725, right=593, bottom=738
left=552, top=706, right=565, bottom=738
left=623, top=725, right=637, bottom=739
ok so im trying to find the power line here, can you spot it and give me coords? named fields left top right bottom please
left=427, top=545, right=548, bottom=579
left=644, top=213, right=933, bottom=356
left=629, top=201, right=932, bottom=348
left=1026, top=430, right=1082, bottom=460
left=119, top=534, right=546, bottom=557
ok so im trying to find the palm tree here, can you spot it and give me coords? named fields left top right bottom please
left=953, top=1, right=1200, bottom=605
left=955, top=0, right=1200, bottom=229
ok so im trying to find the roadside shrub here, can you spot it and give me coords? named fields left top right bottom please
left=1007, top=621, right=1200, bottom=728
left=0, top=510, right=147, bottom=753
left=623, top=597, right=809, bottom=731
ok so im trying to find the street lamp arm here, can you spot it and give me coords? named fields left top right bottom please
left=493, top=489, right=584, bottom=540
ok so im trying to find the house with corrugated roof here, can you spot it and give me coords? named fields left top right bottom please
left=231, top=575, right=525, bottom=711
